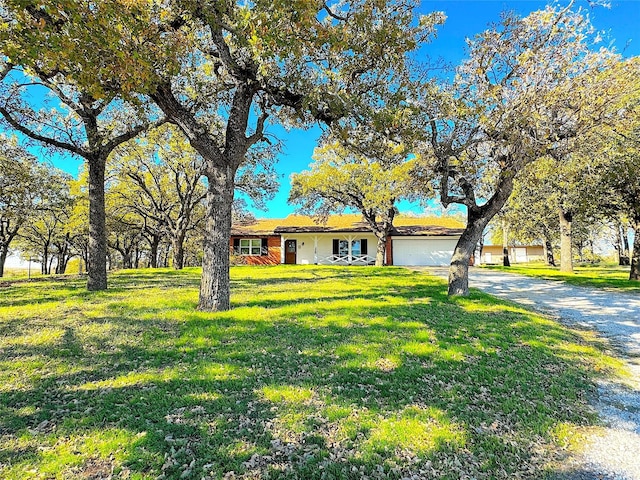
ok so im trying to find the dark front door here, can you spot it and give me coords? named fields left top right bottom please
left=284, top=240, right=297, bottom=264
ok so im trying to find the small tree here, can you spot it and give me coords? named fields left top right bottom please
left=17, top=169, right=74, bottom=275
left=0, top=138, right=47, bottom=276
left=290, top=141, right=417, bottom=266
left=0, top=62, right=164, bottom=289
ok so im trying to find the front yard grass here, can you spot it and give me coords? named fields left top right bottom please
left=0, top=266, right=623, bottom=479
left=481, top=263, right=640, bottom=293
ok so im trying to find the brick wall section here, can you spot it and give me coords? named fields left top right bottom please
left=386, top=237, right=393, bottom=265
left=230, top=235, right=281, bottom=265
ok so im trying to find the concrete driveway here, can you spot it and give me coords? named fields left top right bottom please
left=416, top=266, right=640, bottom=480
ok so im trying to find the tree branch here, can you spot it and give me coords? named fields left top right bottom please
left=0, top=105, right=86, bottom=157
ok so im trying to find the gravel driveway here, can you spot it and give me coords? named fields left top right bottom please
left=417, top=267, right=640, bottom=480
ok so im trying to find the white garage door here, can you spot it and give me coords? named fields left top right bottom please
left=392, top=238, right=458, bottom=266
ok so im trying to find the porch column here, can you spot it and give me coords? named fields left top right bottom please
left=313, top=236, right=318, bottom=265
left=347, top=235, right=353, bottom=264
left=280, top=236, right=286, bottom=264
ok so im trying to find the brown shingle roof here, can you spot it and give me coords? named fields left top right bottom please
left=231, top=214, right=464, bottom=237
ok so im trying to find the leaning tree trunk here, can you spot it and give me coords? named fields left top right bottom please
left=87, top=156, right=108, bottom=290
left=198, top=165, right=235, bottom=311
left=558, top=207, right=573, bottom=273
left=449, top=209, right=490, bottom=296
left=447, top=170, right=515, bottom=296
left=630, top=224, right=640, bottom=281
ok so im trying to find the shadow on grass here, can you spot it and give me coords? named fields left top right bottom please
left=0, top=266, right=619, bottom=479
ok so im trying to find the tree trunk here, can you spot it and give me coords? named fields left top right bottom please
left=122, top=252, right=132, bottom=269
left=577, top=240, right=584, bottom=263
left=621, top=225, right=631, bottom=266
left=172, top=231, right=186, bottom=270
left=198, top=165, right=235, bottom=311
left=615, top=224, right=623, bottom=265
left=558, top=208, right=573, bottom=273
left=87, top=157, right=108, bottom=290
left=0, top=246, right=7, bottom=277
left=477, top=234, right=485, bottom=265
left=42, top=245, right=50, bottom=275
left=502, top=219, right=510, bottom=267
left=146, top=234, right=160, bottom=268
left=162, top=244, right=170, bottom=267
left=48, top=254, right=55, bottom=275
left=544, top=238, right=556, bottom=266
left=630, top=225, right=640, bottom=281
left=134, top=245, right=140, bottom=269
left=449, top=210, right=489, bottom=296
left=375, top=235, right=386, bottom=266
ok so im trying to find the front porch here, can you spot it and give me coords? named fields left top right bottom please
left=279, top=233, right=378, bottom=266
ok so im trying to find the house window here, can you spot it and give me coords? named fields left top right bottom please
left=333, top=239, right=368, bottom=257
left=338, top=240, right=349, bottom=256
left=240, top=239, right=262, bottom=256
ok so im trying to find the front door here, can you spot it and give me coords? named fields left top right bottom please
left=284, top=240, right=297, bottom=264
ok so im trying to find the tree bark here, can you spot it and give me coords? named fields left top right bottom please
left=0, top=246, right=7, bottom=277
left=87, top=157, right=108, bottom=290
left=449, top=209, right=491, bottom=296
left=48, top=255, right=55, bottom=275
left=149, top=235, right=159, bottom=268
left=41, top=244, right=50, bottom=274
left=630, top=225, right=640, bottom=281
left=198, top=165, right=235, bottom=311
left=615, top=225, right=623, bottom=265
left=502, top=219, right=510, bottom=267
left=558, top=207, right=573, bottom=273
left=544, top=238, right=556, bottom=266
left=122, top=252, right=132, bottom=269
left=134, top=245, right=140, bottom=269
left=172, top=231, right=186, bottom=270
left=375, top=235, right=386, bottom=266
left=621, top=225, right=631, bottom=266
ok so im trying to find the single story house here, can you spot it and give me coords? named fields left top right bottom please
left=230, top=214, right=464, bottom=266
left=480, top=245, right=545, bottom=264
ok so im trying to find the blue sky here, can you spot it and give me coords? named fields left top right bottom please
left=35, top=1, right=640, bottom=218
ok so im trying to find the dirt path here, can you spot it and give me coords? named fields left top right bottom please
left=417, top=267, right=640, bottom=480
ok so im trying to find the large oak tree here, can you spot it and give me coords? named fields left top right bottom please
left=0, top=63, right=164, bottom=290
left=1, top=0, right=443, bottom=310
left=421, top=5, right=625, bottom=295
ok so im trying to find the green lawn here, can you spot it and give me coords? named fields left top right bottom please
left=481, top=263, right=640, bottom=293
left=0, top=266, right=622, bottom=479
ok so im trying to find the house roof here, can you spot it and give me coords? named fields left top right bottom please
left=231, top=214, right=465, bottom=237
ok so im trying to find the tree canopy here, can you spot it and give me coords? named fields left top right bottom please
left=420, top=4, right=629, bottom=295
left=290, top=140, right=419, bottom=265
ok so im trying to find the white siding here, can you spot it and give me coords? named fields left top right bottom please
left=280, top=233, right=378, bottom=265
